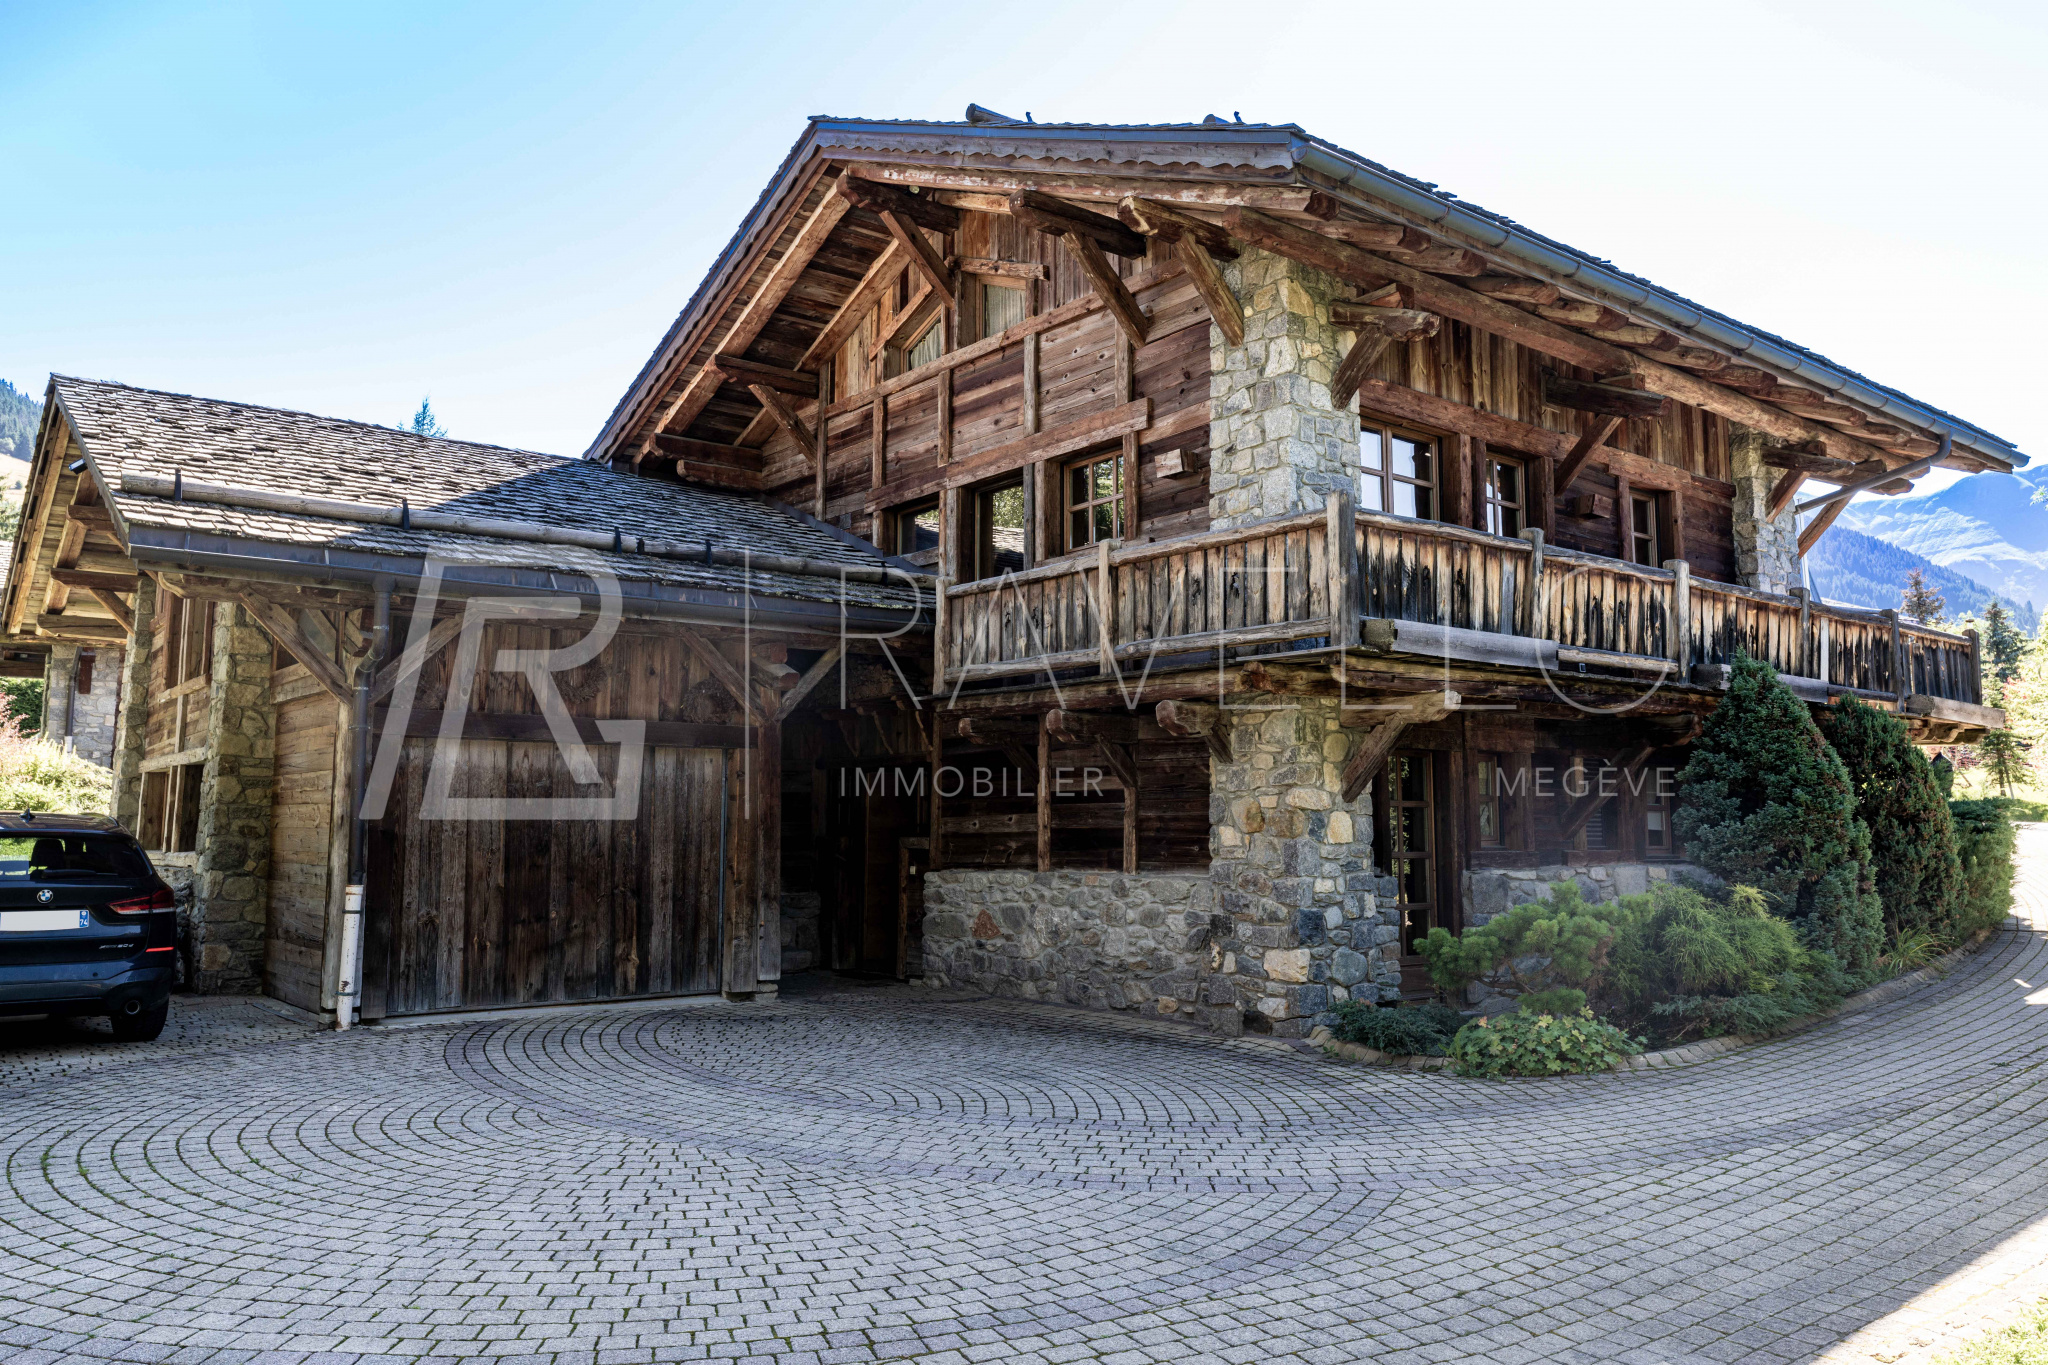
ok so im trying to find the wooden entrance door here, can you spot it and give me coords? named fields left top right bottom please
left=366, top=739, right=729, bottom=1016
left=819, top=761, right=928, bottom=975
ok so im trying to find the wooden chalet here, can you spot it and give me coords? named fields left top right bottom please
left=4, top=377, right=921, bottom=1020
left=591, top=108, right=2024, bottom=1035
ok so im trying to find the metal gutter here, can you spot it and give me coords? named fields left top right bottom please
left=1291, top=139, right=2025, bottom=469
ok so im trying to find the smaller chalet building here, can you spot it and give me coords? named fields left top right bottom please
left=5, top=107, right=2026, bottom=1038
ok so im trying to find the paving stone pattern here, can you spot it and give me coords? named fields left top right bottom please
left=5, top=836, right=2048, bottom=1364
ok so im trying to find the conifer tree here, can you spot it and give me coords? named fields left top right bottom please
left=407, top=398, right=447, bottom=438
left=1675, top=654, right=1883, bottom=970
left=1821, top=696, right=1962, bottom=941
left=1984, top=601, right=2027, bottom=682
left=1901, top=567, right=1945, bottom=625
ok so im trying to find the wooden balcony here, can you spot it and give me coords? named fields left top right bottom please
left=935, top=498, right=1998, bottom=734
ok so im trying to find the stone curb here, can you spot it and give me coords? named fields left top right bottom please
left=1309, top=925, right=2000, bottom=1077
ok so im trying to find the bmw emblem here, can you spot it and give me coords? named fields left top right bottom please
left=36, top=889, right=53, bottom=904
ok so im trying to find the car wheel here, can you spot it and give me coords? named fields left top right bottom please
left=110, top=1001, right=169, bottom=1042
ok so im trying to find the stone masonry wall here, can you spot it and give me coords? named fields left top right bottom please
left=1203, top=695, right=1400, bottom=1036
left=922, top=870, right=1216, bottom=1018
left=39, top=643, right=123, bottom=772
left=188, top=604, right=277, bottom=994
left=1729, top=424, right=1800, bottom=595
left=1208, top=246, right=1361, bottom=529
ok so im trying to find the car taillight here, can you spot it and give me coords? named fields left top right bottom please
left=107, top=888, right=175, bottom=914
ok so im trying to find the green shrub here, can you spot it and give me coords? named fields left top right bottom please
left=1822, top=697, right=1963, bottom=942
left=1602, top=882, right=1852, bottom=1042
left=1949, top=798, right=2018, bottom=936
left=1447, top=1008, right=1642, bottom=1077
left=1327, top=1000, right=1465, bottom=1055
left=1417, top=881, right=1636, bottom=1006
left=0, top=721, right=112, bottom=815
left=1675, top=653, right=1883, bottom=971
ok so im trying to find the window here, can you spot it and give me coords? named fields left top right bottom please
left=76, top=650, right=94, bottom=696
left=1482, top=457, right=1524, bottom=537
left=1066, top=452, right=1125, bottom=551
left=1628, top=492, right=1664, bottom=567
left=138, top=763, right=203, bottom=853
left=1644, top=786, right=1680, bottom=860
left=0, top=834, right=151, bottom=882
left=904, top=320, right=943, bottom=371
left=1384, top=754, right=1436, bottom=953
left=972, top=476, right=1027, bottom=579
left=892, top=499, right=941, bottom=558
left=980, top=281, right=1027, bottom=340
left=161, top=594, right=215, bottom=687
left=1475, top=754, right=1512, bottom=849
left=1359, top=422, right=1437, bottom=520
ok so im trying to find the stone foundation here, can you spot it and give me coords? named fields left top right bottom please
left=922, top=870, right=1216, bottom=1019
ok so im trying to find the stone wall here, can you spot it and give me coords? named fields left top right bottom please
left=1203, top=695, right=1400, bottom=1036
left=39, top=643, right=123, bottom=772
left=1728, top=424, right=1800, bottom=595
left=187, top=604, right=277, bottom=994
left=922, top=869, right=1215, bottom=1018
left=1208, top=246, right=1360, bottom=529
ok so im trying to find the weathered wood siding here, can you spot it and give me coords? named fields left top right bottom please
left=264, top=668, right=338, bottom=1011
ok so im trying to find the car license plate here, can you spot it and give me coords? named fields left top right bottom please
left=0, top=910, right=89, bottom=932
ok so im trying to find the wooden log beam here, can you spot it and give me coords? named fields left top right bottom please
left=85, top=587, right=133, bottom=636
left=749, top=385, right=817, bottom=454
left=680, top=634, right=758, bottom=720
left=773, top=645, right=843, bottom=723
left=1764, top=444, right=1858, bottom=476
left=1554, top=416, right=1625, bottom=493
left=845, top=162, right=1335, bottom=215
left=1154, top=699, right=1232, bottom=763
left=1223, top=207, right=1913, bottom=471
left=1793, top=438, right=1948, bottom=516
left=1115, top=196, right=1239, bottom=259
left=711, top=354, right=817, bottom=397
left=1330, top=335, right=1394, bottom=414
left=370, top=612, right=465, bottom=704
left=1557, top=744, right=1658, bottom=843
left=1467, top=275, right=1562, bottom=305
left=1054, top=230, right=1148, bottom=346
left=1797, top=498, right=1851, bottom=557
left=1009, top=190, right=1147, bottom=259
left=1766, top=469, right=1807, bottom=520
left=1322, top=219, right=1434, bottom=254
left=236, top=593, right=353, bottom=703
left=948, top=256, right=1050, bottom=280
left=798, top=240, right=903, bottom=370
left=639, top=188, right=849, bottom=455
left=1044, top=709, right=1140, bottom=746
left=1542, top=371, right=1671, bottom=420
left=833, top=174, right=961, bottom=233
left=650, top=433, right=766, bottom=468
left=1339, top=691, right=1458, bottom=802
left=877, top=208, right=955, bottom=304
left=868, top=398, right=1151, bottom=511
left=34, top=616, right=128, bottom=644
left=49, top=567, right=140, bottom=594
left=1328, top=303, right=1441, bottom=335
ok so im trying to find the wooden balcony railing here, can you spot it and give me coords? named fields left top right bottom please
left=935, top=496, right=1987, bottom=713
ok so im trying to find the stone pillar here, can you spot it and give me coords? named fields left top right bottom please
left=66, top=645, right=122, bottom=770
left=189, top=603, right=277, bottom=995
left=1208, top=246, right=1360, bottom=529
left=40, top=645, right=76, bottom=743
left=1730, top=424, right=1799, bottom=595
left=1202, top=695, right=1398, bottom=1036
left=109, top=577, right=158, bottom=830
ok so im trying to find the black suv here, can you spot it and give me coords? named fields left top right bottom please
left=0, top=814, right=177, bottom=1041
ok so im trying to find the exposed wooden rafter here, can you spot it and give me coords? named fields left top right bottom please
left=236, top=592, right=353, bottom=703
left=1330, top=306, right=1439, bottom=410
left=1119, top=196, right=1243, bottom=345
left=1340, top=691, right=1459, bottom=802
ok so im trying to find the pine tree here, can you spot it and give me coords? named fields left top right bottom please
left=1821, top=696, right=1963, bottom=942
left=1901, top=567, right=1946, bottom=625
left=1984, top=601, right=2027, bottom=682
left=407, top=398, right=447, bottom=438
left=1674, top=653, right=1883, bottom=971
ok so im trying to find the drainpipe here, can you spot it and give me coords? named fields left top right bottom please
left=336, top=577, right=392, bottom=1030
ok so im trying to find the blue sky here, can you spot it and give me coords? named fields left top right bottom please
left=4, top=0, right=2044, bottom=481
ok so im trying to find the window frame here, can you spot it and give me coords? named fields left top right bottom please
left=1357, top=416, right=1441, bottom=522
left=890, top=498, right=942, bottom=563
left=1064, top=449, right=1126, bottom=553
left=970, top=474, right=1029, bottom=581
left=1628, top=491, right=1664, bottom=567
left=1482, top=455, right=1525, bottom=538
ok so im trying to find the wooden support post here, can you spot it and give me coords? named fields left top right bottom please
left=928, top=714, right=944, bottom=874
left=1820, top=615, right=1833, bottom=687
left=1022, top=332, right=1042, bottom=434
left=1036, top=712, right=1052, bottom=872
left=1518, top=528, right=1546, bottom=639
left=936, top=371, right=953, bottom=465
left=1117, top=339, right=1139, bottom=535
left=1664, top=559, right=1691, bottom=672
left=1968, top=628, right=1983, bottom=706
left=1326, top=490, right=1356, bottom=647
left=1886, top=608, right=1907, bottom=704
left=870, top=393, right=887, bottom=488
left=931, top=569, right=949, bottom=697
left=1792, top=587, right=1812, bottom=677
left=1093, top=540, right=1117, bottom=672
left=1121, top=749, right=1139, bottom=875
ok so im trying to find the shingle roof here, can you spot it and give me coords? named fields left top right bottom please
left=51, top=376, right=917, bottom=613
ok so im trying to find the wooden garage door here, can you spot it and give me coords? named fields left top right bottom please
left=265, top=685, right=340, bottom=1012
left=369, top=738, right=728, bottom=1015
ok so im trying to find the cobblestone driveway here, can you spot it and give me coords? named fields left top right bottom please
left=5, top=834, right=2048, bottom=1365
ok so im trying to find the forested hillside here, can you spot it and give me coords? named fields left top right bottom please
left=1806, top=525, right=2036, bottom=632
left=0, top=379, right=40, bottom=463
